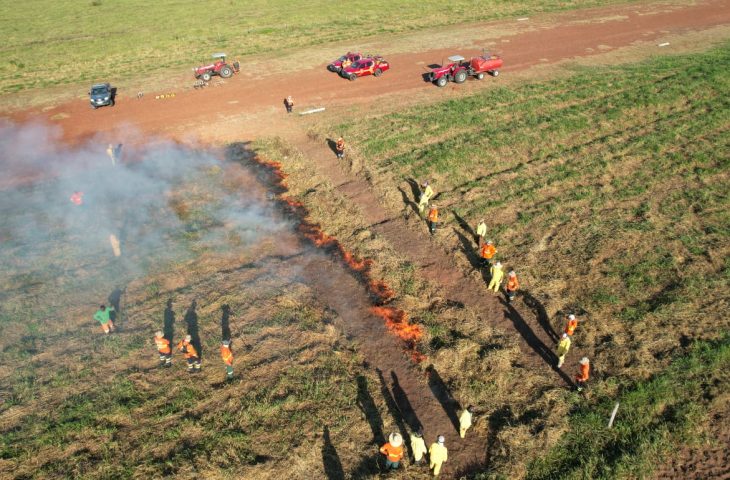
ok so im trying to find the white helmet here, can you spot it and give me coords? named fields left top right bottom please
left=222, top=340, right=230, bottom=347
left=579, top=357, right=590, bottom=365
left=437, top=435, right=445, bottom=444
left=185, top=334, right=192, bottom=342
left=508, top=270, right=516, bottom=277
left=155, top=331, right=163, bottom=338
left=388, top=432, right=403, bottom=447
left=569, top=314, right=576, bottom=320
left=561, top=333, right=568, bottom=339
left=495, top=261, right=502, bottom=267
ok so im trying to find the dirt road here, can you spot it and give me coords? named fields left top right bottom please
left=4, top=0, right=729, bottom=478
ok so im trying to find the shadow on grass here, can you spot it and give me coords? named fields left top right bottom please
left=452, top=210, right=477, bottom=244
left=185, top=300, right=201, bottom=359
left=522, top=290, right=559, bottom=343
left=322, top=425, right=345, bottom=480
left=163, top=298, right=175, bottom=344
left=376, top=368, right=411, bottom=458
left=356, top=374, right=385, bottom=446
left=500, top=298, right=574, bottom=387
left=426, top=364, right=461, bottom=434
left=220, top=304, right=231, bottom=341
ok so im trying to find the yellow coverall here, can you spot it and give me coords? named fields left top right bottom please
left=476, top=221, right=487, bottom=240
left=556, top=336, right=572, bottom=368
left=459, top=409, right=472, bottom=438
left=488, top=264, right=504, bottom=293
left=418, top=185, right=434, bottom=215
left=429, top=442, right=448, bottom=476
left=410, top=433, right=428, bottom=463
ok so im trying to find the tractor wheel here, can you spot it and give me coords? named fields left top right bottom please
left=220, top=66, right=233, bottom=78
left=436, top=76, right=448, bottom=88
left=201, top=72, right=212, bottom=82
left=348, top=73, right=357, bottom=81
left=454, top=70, right=467, bottom=84
left=490, top=70, right=500, bottom=77
left=476, top=72, right=485, bottom=80
left=373, top=68, right=382, bottom=77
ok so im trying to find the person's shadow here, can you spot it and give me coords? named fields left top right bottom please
left=322, top=425, right=345, bottom=480
left=221, top=304, right=231, bottom=341
left=454, top=229, right=490, bottom=284
left=185, top=300, right=201, bottom=359
left=521, top=291, right=559, bottom=343
left=500, top=298, right=574, bottom=386
left=390, top=371, right=422, bottom=432
left=326, top=138, right=339, bottom=156
left=452, top=210, right=477, bottom=245
left=426, top=364, right=461, bottom=433
left=376, top=368, right=411, bottom=458
left=108, top=288, right=123, bottom=325
left=405, top=178, right=421, bottom=203
left=163, top=299, right=175, bottom=344
left=398, top=186, right=420, bottom=217
left=356, top=375, right=385, bottom=446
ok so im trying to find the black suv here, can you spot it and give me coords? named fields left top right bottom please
left=89, top=83, right=115, bottom=109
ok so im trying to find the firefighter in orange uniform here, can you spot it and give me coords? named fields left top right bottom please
left=575, top=357, right=590, bottom=391
left=479, top=240, right=497, bottom=267
left=154, top=331, right=172, bottom=367
left=379, top=432, right=404, bottom=471
left=336, top=137, right=345, bottom=159
left=505, top=270, right=519, bottom=302
left=221, top=340, right=234, bottom=381
left=177, top=335, right=201, bottom=373
left=565, top=314, right=578, bottom=336
left=427, top=205, right=439, bottom=235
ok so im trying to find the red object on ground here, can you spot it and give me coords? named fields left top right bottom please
left=70, top=191, right=83, bottom=205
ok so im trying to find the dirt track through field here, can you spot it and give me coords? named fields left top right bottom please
left=4, top=1, right=730, bottom=477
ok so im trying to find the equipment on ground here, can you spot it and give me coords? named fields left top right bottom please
left=193, top=53, right=240, bottom=82
left=89, top=83, right=115, bottom=109
left=429, top=53, right=503, bottom=87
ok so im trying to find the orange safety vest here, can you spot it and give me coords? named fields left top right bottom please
left=428, top=208, right=439, bottom=222
left=177, top=340, right=198, bottom=359
left=565, top=319, right=578, bottom=336
left=379, top=443, right=404, bottom=462
left=336, top=140, right=345, bottom=151
left=576, top=363, right=590, bottom=381
left=155, top=336, right=171, bottom=354
left=480, top=243, right=496, bottom=259
left=221, top=345, right=233, bottom=366
left=506, top=276, right=519, bottom=292
left=70, top=192, right=83, bottom=205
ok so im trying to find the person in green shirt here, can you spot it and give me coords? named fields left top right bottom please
left=93, top=305, right=115, bottom=334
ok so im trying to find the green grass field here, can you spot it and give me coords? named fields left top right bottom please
left=0, top=0, right=627, bottom=96
left=311, top=44, right=730, bottom=476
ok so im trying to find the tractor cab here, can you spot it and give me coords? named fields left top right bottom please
left=446, top=55, right=466, bottom=68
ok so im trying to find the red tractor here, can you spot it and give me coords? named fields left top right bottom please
left=429, top=54, right=503, bottom=87
left=340, top=56, right=390, bottom=81
left=327, top=52, right=363, bottom=73
left=193, top=53, right=240, bottom=82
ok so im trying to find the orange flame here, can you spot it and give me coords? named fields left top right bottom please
left=252, top=154, right=426, bottom=362
left=371, top=306, right=426, bottom=362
